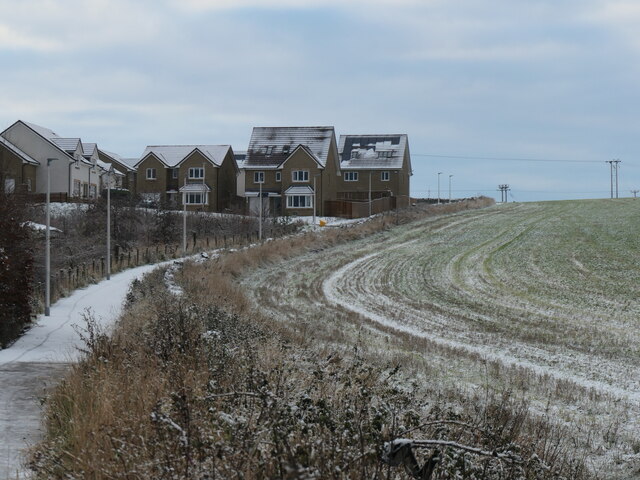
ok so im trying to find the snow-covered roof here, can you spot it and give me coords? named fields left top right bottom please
left=234, top=150, right=247, bottom=169
left=23, top=121, right=59, bottom=140
left=338, top=134, right=411, bottom=173
left=51, top=137, right=82, bottom=153
left=137, top=145, right=232, bottom=168
left=98, top=149, right=137, bottom=171
left=284, top=185, right=314, bottom=195
left=179, top=183, right=211, bottom=192
left=244, top=126, right=335, bottom=168
left=0, top=136, right=39, bottom=165
left=82, top=142, right=97, bottom=157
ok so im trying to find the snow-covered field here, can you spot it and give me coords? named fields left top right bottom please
left=241, top=199, right=640, bottom=479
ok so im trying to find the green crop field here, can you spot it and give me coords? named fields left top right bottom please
left=242, top=199, right=640, bottom=478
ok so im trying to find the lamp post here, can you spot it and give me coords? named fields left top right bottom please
left=448, top=174, right=453, bottom=203
left=313, top=173, right=321, bottom=225
left=437, top=172, right=442, bottom=204
left=183, top=174, right=187, bottom=255
left=368, top=171, right=372, bottom=217
left=106, top=167, right=111, bottom=280
left=45, top=158, right=57, bottom=316
left=258, top=179, right=263, bottom=241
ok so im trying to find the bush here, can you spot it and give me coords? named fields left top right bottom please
left=0, top=177, right=34, bottom=347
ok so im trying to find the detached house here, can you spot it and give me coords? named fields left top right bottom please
left=337, top=134, right=412, bottom=207
left=135, top=145, right=238, bottom=211
left=238, top=126, right=341, bottom=216
left=0, top=120, right=101, bottom=199
left=0, top=136, right=38, bottom=193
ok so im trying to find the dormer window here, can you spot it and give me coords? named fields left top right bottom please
left=378, top=150, right=393, bottom=158
left=350, top=151, right=359, bottom=159
left=282, top=145, right=290, bottom=155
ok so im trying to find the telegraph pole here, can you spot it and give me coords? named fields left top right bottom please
left=498, top=184, right=510, bottom=203
left=437, top=172, right=442, bottom=204
left=631, top=189, right=639, bottom=198
left=607, top=159, right=621, bottom=198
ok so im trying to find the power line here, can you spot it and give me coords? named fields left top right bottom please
left=413, top=153, right=607, bottom=164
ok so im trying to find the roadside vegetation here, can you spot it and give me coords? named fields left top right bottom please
left=31, top=197, right=596, bottom=479
left=0, top=174, right=34, bottom=347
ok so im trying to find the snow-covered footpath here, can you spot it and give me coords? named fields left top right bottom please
left=0, top=261, right=169, bottom=480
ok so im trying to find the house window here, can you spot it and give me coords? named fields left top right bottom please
left=185, top=192, right=206, bottom=205
left=254, top=171, right=265, bottom=183
left=189, top=167, right=204, bottom=179
left=381, top=171, right=390, bottom=181
left=26, top=178, right=32, bottom=192
left=73, top=179, right=81, bottom=196
left=172, top=168, right=178, bottom=179
left=275, top=171, right=281, bottom=182
left=292, top=170, right=309, bottom=182
left=89, top=184, right=97, bottom=198
left=146, top=168, right=157, bottom=180
left=264, top=146, right=275, bottom=155
left=282, top=145, right=290, bottom=155
left=344, top=171, right=358, bottom=182
left=286, top=195, right=312, bottom=208
left=378, top=150, right=393, bottom=158
left=82, top=183, right=89, bottom=198
left=4, top=178, right=15, bottom=194
left=350, top=150, right=359, bottom=159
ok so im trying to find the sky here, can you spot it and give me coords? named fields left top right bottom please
left=1, top=0, right=640, bottom=202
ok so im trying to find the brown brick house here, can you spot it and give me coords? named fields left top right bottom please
left=0, top=136, right=38, bottom=194
left=337, top=134, right=412, bottom=209
left=238, top=126, right=341, bottom=217
left=134, top=145, right=238, bottom=211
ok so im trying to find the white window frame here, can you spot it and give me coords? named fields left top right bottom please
left=286, top=195, right=312, bottom=208
left=381, top=171, right=390, bottom=181
left=184, top=192, right=207, bottom=205
left=189, top=167, right=204, bottom=179
left=275, top=171, right=281, bottom=182
left=73, top=179, right=81, bottom=196
left=146, top=168, right=157, bottom=180
left=344, top=171, right=358, bottom=182
left=254, top=171, right=265, bottom=184
left=89, top=184, right=97, bottom=198
left=292, top=170, right=309, bottom=182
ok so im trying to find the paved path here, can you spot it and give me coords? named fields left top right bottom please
left=0, top=262, right=168, bottom=479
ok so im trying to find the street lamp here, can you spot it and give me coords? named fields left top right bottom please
left=313, top=173, right=321, bottom=225
left=368, top=171, right=372, bottom=217
left=45, top=158, right=58, bottom=316
left=448, top=174, right=453, bottom=203
left=106, top=167, right=111, bottom=280
left=437, top=172, right=442, bottom=204
left=183, top=174, right=187, bottom=254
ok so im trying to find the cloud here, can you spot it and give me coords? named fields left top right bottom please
left=0, top=24, right=62, bottom=52
left=172, top=0, right=422, bottom=11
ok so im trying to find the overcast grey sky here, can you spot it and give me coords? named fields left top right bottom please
left=1, top=0, right=639, bottom=201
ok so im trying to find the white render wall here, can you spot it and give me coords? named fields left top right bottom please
left=2, top=122, right=72, bottom=195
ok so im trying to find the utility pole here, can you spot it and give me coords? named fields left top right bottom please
left=437, top=172, right=442, bottom=204
left=607, top=159, right=621, bottom=198
left=632, top=189, right=639, bottom=198
left=498, top=184, right=510, bottom=203
left=448, top=175, right=453, bottom=203
left=45, top=158, right=57, bottom=316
